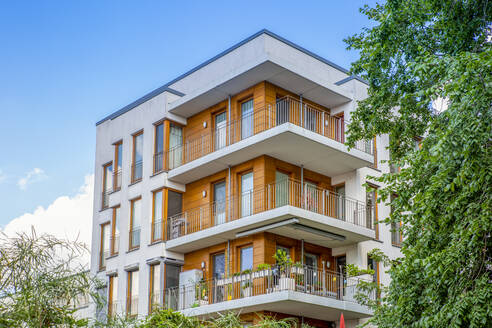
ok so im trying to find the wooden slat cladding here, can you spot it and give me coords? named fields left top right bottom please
left=183, top=231, right=335, bottom=281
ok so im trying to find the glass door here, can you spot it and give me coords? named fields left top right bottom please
left=275, top=171, right=289, bottom=207
left=241, top=99, right=254, bottom=139
left=213, top=181, right=226, bottom=225
left=240, top=172, right=254, bottom=217
left=304, top=253, right=319, bottom=288
left=214, top=112, right=227, bottom=150
left=212, top=253, right=225, bottom=302
left=335, top=185, right=346, bottom=221
left=304, top=181, right=318, bottom=213
left=169, top=124, right=183, bottom=169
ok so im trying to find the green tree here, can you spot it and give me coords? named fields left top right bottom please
left=344, top=0, right=492, bottom=327
left=0, top=230, right=100, bottom=327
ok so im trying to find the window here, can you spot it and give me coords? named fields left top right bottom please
left=240, top=172, right=254, bottom=217
left=127, top=270, right=139, bottom=316
left=304, top=180, right=318, bottom=213
left=241, top=99, right=254, bottom=139
left=154, top=123, right=164, bottom=173
left=152, top=190, right=164, bottom=242
left=99, top=223, right=110, bottom=270
left=129, top=198, right=141, bottom=249
left=335, top=185, right=346, bottom=221
left=390, top=194, right=402, bottom=246
left=240, top=246, right=253, bottom=272
left=108, top=275, right=118, bottom=317
left=276, top=95, right=290, bottom=125
left=168, top=124, right=183, bottom=169
left=304, top=252, right=319, bottom=285
left=102, top=163, right=113, bottom=209
left=131, top=132, right=143, bottom=183
left=213, top=181, right=226, bottom=225
left=113, top=142, right=122, bottom=191
left=367, top=255, right=378, bottom=283
left=111, top=206, right=120, bottom=255
left=366, top=188, right=377, bottom=231
left=214, top=111, right=227, bottom=150
left=149, top=264, right=161, bottom=311
left=166, top=190, right=183, bottom=240
left=212, top=253, right=225, bottom=302
left=275, top=170, right=289, bottom=207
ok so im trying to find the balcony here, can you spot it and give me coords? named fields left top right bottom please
left=164, top=265, right=373, bottom=321
left=166, top=97, right=374, bottom=184
left=166, top=179, right=375, bottom=253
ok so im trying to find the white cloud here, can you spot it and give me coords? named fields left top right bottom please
left=0, top=169, right=6, bottom=183
left=17, top=167, right=47, bottom=190
left=3, top=174, right=94, bottom=265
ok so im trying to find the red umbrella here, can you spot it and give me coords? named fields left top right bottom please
left=340, top=313, right=345, bottom=328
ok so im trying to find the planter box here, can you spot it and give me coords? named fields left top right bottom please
left=279, top=277, right=295, bottom=290
left=199, top=300, right=208, bottom=306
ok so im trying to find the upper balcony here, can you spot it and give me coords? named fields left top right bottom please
left=165, top=96, right=374, bottom=184
left=165, top=178, right=375, bottom=253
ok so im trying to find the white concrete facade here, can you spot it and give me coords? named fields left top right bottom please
left=90, top=30, right=401, bottom=326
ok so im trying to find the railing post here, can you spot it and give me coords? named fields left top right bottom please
left=322, top=261, right=326, bottom=296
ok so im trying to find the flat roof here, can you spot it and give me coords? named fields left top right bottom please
left=96, top=29, right=366, bottom=126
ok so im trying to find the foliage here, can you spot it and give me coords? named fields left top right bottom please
left=138, top=308, right=199, bottom=328
left=0, top=230, right=102, bottom=328
left=206, top=312, right=244, bottom=328
left=344, top=0, right=492, bottom=327
left=255, top=314, right=298, bottom=328
left=254, top=263, right=271, bottom=272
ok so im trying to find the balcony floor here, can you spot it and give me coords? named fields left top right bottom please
left=168, top=123, right=373, bottom=184
left=180, top=290, right=372, bottom=322
left=165, top=206, right=375, bottom=253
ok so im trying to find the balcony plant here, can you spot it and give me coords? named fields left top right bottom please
left=241, top=281, right=252, bottom=298
left=195, top=279, right=208, bottom=306
left=273, top=249, right=295, bottom=291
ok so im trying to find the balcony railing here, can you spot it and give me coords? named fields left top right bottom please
left=164, top=96, right=373, bottom=171
left=129, top=227, right=141, bottom=249
left=154, top=151, right=165, bottom=174
left=113, top=169, right=122, bottom=191
left=110, top=234, right=120, bottom=255
left=131, top=161, right=143, bottom=183
left=126, top=296, right=138, bottom=317
left=167, top=178, right=373, bottom=241
left=163, top=264, right=374, bottom=311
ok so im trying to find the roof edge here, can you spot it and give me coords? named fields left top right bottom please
left=335, top=75, right=368, bottom=86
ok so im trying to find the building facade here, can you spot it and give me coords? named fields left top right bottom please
left=90, top=30, right=402, bottom=327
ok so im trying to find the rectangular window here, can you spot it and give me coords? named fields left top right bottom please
left=132, top=132, right=143, bottom=183
left=152, top=190, right=164, bottom=242
left=213, top=181, right=226, bottom=225
left=99, top=223, right=110, bottom=270
left=366, top=188, right=377, bottom=231
left=240, top=246, right=253, bottom=272
left=390, top=194, right=402, bottom=246
left=149, top=264, right=161, bottom=312
left=367, top=255, right=378, bottom=283
left=127, top=270, right=139, bottom=316
left=108, top=275, right=118, bottom=317
left=102, top=163, right=113, bottom=209
left=335, top=185, right=346, bottom=221
left=111, top=206, right=120, bottom=255
left=241, top=99, right=254, bottom=139
left=304, top=180, right=318, bottom=213
left=214, top=111, right=227, bottom=150
left=129, top=198, right=141, bottom=249
left=154, top=123, right=164, bottom=173
left=275, top=170, right=289, bottom=207
left=166, top=190, right=184, bottom=240
left=168, top=124, right=183, bottom=169
left=113, top=142, right=122, bottom=190
left=240, top=172, right=254, bottom=217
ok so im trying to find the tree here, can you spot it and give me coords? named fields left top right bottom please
left=344, top=0, right=492, bottom=327
left=0, top=230, right=102, bottom=327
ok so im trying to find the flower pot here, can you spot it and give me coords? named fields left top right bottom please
left=242, top=287, right=252, bottom=297
left=279, top=277, right=295, bottom=290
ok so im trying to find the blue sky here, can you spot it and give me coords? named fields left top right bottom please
left=0, top=0, right=376, bottom=227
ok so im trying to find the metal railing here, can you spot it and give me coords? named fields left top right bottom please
left=112, top=169, right=122, bottom=191
left=129, top=228, right=141, bottom=249
left=167, top=178, right=373, bottom=240
left=126, top=296, right=138, bottom=317
left=131, top=161, right=143, bottom=183
left=163, top=264, right=374, bottom=311
left=164, top=97, right=373, bottom=171
left=110, top=234, right=119, bottom=255
left=154, top=152, right=164, bottom=174
left=152, top=220, right=163, bottom=242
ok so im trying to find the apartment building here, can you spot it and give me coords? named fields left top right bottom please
left=90, top=30, right=402, bottom=328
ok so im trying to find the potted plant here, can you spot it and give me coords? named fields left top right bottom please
left=253, top=263, right=271, bottom=278
left=242, top=280, right=252, bottom=297
left=273, top=249, right=295, bottom=291
left=196, top=279, right=208, bottom=306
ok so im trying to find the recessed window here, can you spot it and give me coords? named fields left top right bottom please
left=108, top=275, right=118, bottom=317
left=127, top=270, right=139, bottom=316
left=113, top=142, right=122, bottom=190
left=149, top=264, right=161, bottom=312
left=240, top=172, right=254, bottom=217
left=241, top=99, right=254, bottom=139
left=131, top=132, right=143, bottom=183
left=99, top=223, right=110, bottom=270
left=102, top=163, right=113, bottom=209
left=168, top=124, right=183, bottom=169
left=152, top=190, right=164, bottom=242
left=129, top=198, right=141, bottom=249
left=111, top=206, right=120, bottom=256
left=240, top=246, right=253, bottom=272
left=154, top=123, right=164, bottom=173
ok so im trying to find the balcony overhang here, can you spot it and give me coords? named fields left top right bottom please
left=165, top=206, right=375, bottom=253
left=180, top=290, right=372, bottom=322
left=167, top=124, right=373, bottom=184
left=168, top=60, right=352, bottom=118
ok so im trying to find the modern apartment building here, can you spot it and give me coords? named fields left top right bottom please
left=90, top=30, right=402, bottom=328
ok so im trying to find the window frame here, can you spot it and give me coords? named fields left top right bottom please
left=151, top=188, right=165, bottom=243
left=129, top=197, right=142, bottom=250
left=110, top=206, right=120, bottom=256
left=99, top=222, right=110, bottom=270
left=131, top=130, right=143, bottom=183
left=113, top=141, right=122, bottom=191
